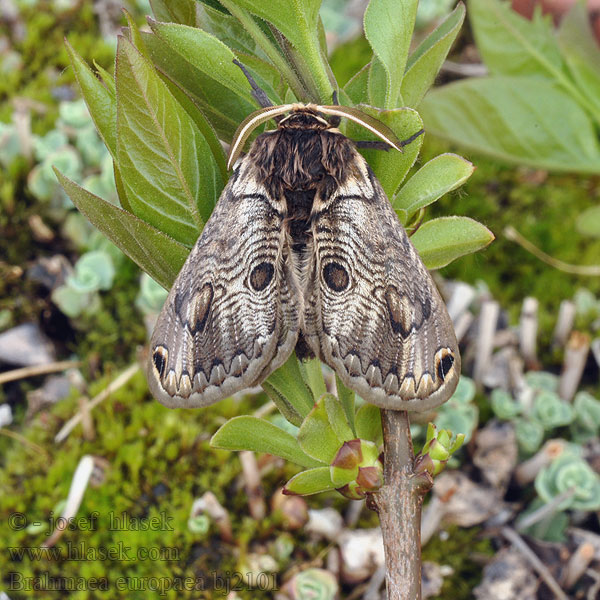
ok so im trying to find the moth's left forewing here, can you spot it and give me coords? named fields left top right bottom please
left=148, top=159, right=300, bottom=408
left=305, top=151, right=460, bottom=412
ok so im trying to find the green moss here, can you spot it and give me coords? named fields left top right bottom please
left=1, top=370, right=284, bottom=598
left=423, top=524, right=494, bottom=599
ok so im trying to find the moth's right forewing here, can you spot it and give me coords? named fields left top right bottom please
left=148, top=160, right=300, bottom=408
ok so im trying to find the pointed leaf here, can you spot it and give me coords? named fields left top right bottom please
left=393, top=153, right=474, bottom=219
left=298, top=396, right=344, bottom=463
left=284, top=467, right=336, bottom=495
left=557, top=3, right=600, bottom=118
left=301, top=358, right=327, bottom=400
left=402, top=3, right=465, bottom=108
left=56, top=171, right=188, bottom=289
left=66, top=41, right=117, bottom=157
left=367, top=56, right=388, bottom=107
left=344, top=62, right=370, bottom=105
left=143, top=30, right=256, bottom=140
left=336, top=375, right=356, bottom=436
left=411, top=216, right=495, bottom=270
left=265, top=353, right=315, bottom=419
left=158, top=73, right=228, bottom=181
left=262, top=381, right=304, bottom=428
left=469, top=0, right=563, bottom=77
left=149, top=0, right=197, bottom=25
left=364, top=0, right=418, bottom=107
left=149, top=22, right=256, bottom=101
left=355, top=404, right=382, bottom=446
left=211, top=416, right=323, bottom=468
left=420, top=76, right=600, bottom=174
left=195, top=2, right=269, bottom=60
left=324, top=395, right=354, bottom=444
left=345, top=105, right=423, bottom=197
left=228, top=0, right=321, bottom=61
left=116, top=38, right=223, bottom=245
left=224, top=0, right=332, bottom=101
left=124, top=9, right=150, bottom=58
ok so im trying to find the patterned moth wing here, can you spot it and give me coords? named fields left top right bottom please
left=302, top=135, right=460, bottom=412
left=148, top=158, right=300, bottom=408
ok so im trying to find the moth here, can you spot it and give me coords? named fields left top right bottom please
left=148, top=76, right=460, bottom=413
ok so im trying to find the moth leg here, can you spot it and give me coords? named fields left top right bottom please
left=232, top=58, right=274, bottom=110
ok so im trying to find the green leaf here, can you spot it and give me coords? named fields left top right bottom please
left=298, top=396, right=344, bottom=463
left=557, top=2, right=600, bottom=118
left=143, top=31, right=256, bottom=141
left=284, top=467, right=336, bottom=495
left=363, top=0, right=418, bottom=107
left=264, top=353, right=315, bottom=419
left=55, top=171, right=188, bottom=289
left=301, top=358, right=327, bottom=400
left=402, top=3, right=465, bottom=108
left=65, top=41, right=117, bottom=157
left=420, top=76, right=600, bottom=174
left=469, top=0, right=563, bottom=77
left=196, top=2, right=269, bottom=60
left=367, top=57, right=388, bottom=107
left=323, top=395, right=354, bottom=444
left=355, top=404, right=382, bottom=446
left=149, top=21, right=255, bottom=100
left=345, top=105, right=423, bottom=197
left=262, top=381, right=305, bottom=428
left=393, top=153, right=474, bottom=220
left=158, top=72, right=228, bottom=182
left=115, top=38, right=224, bottom=246
left=344, top=62, right=370, bottom=105
left=468, top=0, right=597, bottom=122
left=411, top=216, right=494, bottom=270
left=336, top=375, right=356, bottom=437
left=227, top=0, right=332, bottom=102
left=123, top=9, right=150, bottom=58
left=150, top=0, right=198, bottom=25
left=211, top=416, right=323, bottom=468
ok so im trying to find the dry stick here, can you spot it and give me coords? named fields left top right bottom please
left=564, top=542, right=595, bottom=589
left=515, top=439, right=566, bottom=486
left=0, top=427, right=49, bottom=458
left=501, top=527, right=569, bottom=600
left=519, top=297, right=539, bottom=368
left=515, top=487, right=576, bottom=532
left=473, top=301, right=499, bottom=388
left=54, top=363, right=140, bottom=443
left=370, top=410, right=431, bottom=600
left=552, top=301, right=576, bottom=349
left=504, top=226, right=600, bottom=275
left=239, top=450, right=266, bottom=520
left=453, top=312, right=473, bottom=344
left=559, top=332, right=591, bottom=402
left=0, top=360, right=81, bottom=385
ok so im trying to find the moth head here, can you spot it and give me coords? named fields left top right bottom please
left=226, top=104, right=406, bottom=171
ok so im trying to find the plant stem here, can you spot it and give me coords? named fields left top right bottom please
left=370, top=410, right=432, bottom=600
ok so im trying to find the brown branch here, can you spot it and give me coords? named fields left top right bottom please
left=369, top=410, right=432, bottom=600
left=0, top=360, right=81, bottom=385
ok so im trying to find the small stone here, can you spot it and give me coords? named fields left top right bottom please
left=338, top=528, right=384, bottom=584
left=0, top=322, right=56, bottom=367
left=27, top=255, right=72, bottom=291
left=305, top=508, right=344, bottom=541
left=26, top=375, right=71, bottom=416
